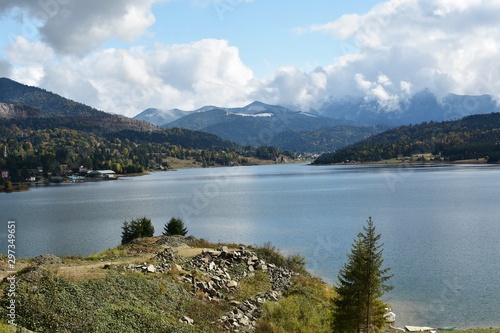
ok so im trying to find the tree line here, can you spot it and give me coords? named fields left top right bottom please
left=314, top=113, right=500, bottom=164
left=0, top=119, right=286, bottom=182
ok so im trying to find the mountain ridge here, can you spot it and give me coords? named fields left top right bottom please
left=320, top=89, right=500, bottom=126
left=0, top=78, right=271, bottom=182
left=0, top=77, right=105, bottom=117
left=314, top=112, right=500, bottom=164
left=0, top=77, right=160, bottom=133
left=136, top=91, right=500, bottom=129
left=158, top=102, right=374, bottom=151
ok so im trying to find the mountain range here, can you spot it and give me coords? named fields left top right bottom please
left=134, top=90, right=500, bottom=152
left=320, top=89, right=500, bottom=126
left=2, top=76, right=500, bottom=155
left=0, top=77, right=158, bottom=134
left=135, top=90, right=500, bottom=129
left=134, top=101, right=384, bottom=152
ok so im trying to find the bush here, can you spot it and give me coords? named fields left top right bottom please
left=4, top=180, right=13, bottom=192
left=256, top=275, right=333, bottom=333
left=254, top=242, right=307, bottom=273
left=163, top=217, right=188, bottom=236
left=121, top=217, right=155, bottom=245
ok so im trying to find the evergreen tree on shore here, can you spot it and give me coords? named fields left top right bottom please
left=332, top=217, right=393, bottom=333
left=121, top=217, right=155, bottom=244
left=163, top=217, right=188, bottom=236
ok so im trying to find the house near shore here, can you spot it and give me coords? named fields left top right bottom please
left=87, top=170, right=116, bottom=179
left=71, top=165, right=89, bottom=176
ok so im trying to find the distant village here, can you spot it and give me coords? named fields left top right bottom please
left=2, top=164, right=118, bottom=185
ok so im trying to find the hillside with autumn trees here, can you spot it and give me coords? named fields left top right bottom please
left=314, top=113, right=500, bottom=164
left=0, top=79, right=289, bottom=183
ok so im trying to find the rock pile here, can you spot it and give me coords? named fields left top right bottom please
left=156, top=235, right=197, bottom=248
left=154, top=247, right=183, bottom=270
left=189, top=246, right=270, bottom=275
left=184, top=246, right=297, bottom=332
left=218, top=290, right=281, bottom=332
left=115, top=247, right=183, bottom=274
left=115, top=242, right=298, bottom=332
left=181, top=246, right=253, bottom=301
left=32, top=254, right=62, bottom=266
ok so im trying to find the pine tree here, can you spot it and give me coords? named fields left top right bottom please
left=163, top=217, right=188, bottom=236
left=332, top=217, right=393, bottom=333
left=121, top=217, right=155, bottom=244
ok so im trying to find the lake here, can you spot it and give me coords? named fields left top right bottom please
left=1, top=163, right=500, bottom=328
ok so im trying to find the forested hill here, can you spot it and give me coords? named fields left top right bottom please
left=314, top=112, right=500, bottom=164
left=0, top=77, right=160, bottom=133
left=0, top=77, right=105, bottom=117
left=0, top=79, right=277, bottom=182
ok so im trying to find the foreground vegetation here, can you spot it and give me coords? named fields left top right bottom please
left=0, top=235, right=498, bottom=332
left=332, top=218, right=393, bottom=333
left=0, top=236, right=333, bottom=332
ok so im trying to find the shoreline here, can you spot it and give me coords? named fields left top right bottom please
left=1, top=157, right=313, bottom=193
left=2, top=159, right=496, bottom=193
left=312, top=157, right=494, bottom=167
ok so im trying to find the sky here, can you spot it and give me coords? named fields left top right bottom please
left=0, top=0, right=499, bottom=117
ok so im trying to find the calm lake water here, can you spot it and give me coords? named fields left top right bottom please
left=1, top=163, right=500, bottom=328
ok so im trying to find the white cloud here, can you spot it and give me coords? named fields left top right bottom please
left=0, top=0, right=156, bottom=56
left=400, top=81, right=412, bottom=95
left=11, top=67, right=45, bottom=87
left=378, top=74, right=392, bottom=87
left=3, top=0, right=500, bottom=117
left=300, top=0, right=500, bottom=103
left=192, top=0, right=253, bottom=6
left=6, top=36, right=54, bottom=65
left=26, top=39, right=256, bottom=116
left=253, top=67, right=329, bottom=110
left=354, top=73, right=401, bottom=110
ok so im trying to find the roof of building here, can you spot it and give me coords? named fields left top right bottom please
left=88, top=170, right=116, bottom=174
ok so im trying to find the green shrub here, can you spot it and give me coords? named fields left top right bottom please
left=0, top=267, right=202, bottom=333
left=256, top=275, right=333, bottom=333
left=163, top=217, right=188, bottom=236
left=121, top=217, right=154, bottom=245
left=4, top=181, right=13, bottom=192
left=256, top=294, right=331, bottom=333
left=235, top=271, right=272, bottom=301
left=254, top=242, right=307, bottom=273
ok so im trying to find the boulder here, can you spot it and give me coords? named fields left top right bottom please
left=179, top=316, right=194, bottom=325
left=227, top=280, right=238, bottom=288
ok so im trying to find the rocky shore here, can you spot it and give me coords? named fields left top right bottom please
left=0, top=235, right=331, bottom=332
left=109, top=238, right=298, bottom=332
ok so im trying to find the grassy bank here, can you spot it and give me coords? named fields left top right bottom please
left=0, top=236, right=333, bottom=333
left=0, top=237, right=498, bottom=332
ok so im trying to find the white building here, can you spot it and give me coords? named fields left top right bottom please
left=87, top=170, right=116, bottom=179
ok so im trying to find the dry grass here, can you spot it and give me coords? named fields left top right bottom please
left=52, top=255, right=153, bottom=281
left=0, top=236, right=195, bottom=283
left=176, top=247, right=204, bottom=258
left=164, top=157, right=202, bottom=169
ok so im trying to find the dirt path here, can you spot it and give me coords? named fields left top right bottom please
left=0, top=246, right=206, bottom=282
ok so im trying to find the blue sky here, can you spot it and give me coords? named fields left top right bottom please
left=0, top=0, right=499, bottom=116
left=141, top=1, right=382, bottom=78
